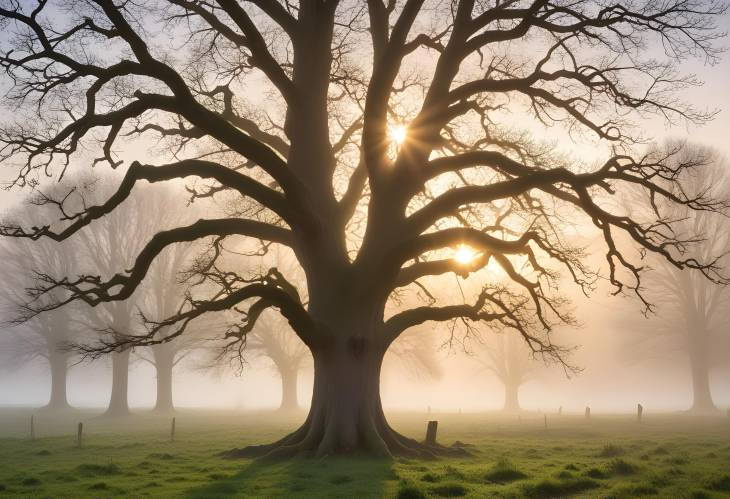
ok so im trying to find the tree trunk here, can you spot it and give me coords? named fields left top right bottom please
left=278, top=366, right=300, bottom=413
left=688, top=333, right=717, bottom=412
left=43, top=349, right=71, bottom=411
left=502, top=378, right=521, bottom=413
left=225, top=330, right=460, bottom=459
left=104, top=349, right=131, bottom=417
left=153, top=347, right=175, bottom=414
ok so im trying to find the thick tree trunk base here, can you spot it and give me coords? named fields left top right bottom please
left=221, top=413, right=471, bottom=460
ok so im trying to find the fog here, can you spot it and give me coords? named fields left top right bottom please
left=2, top=284, right=728, bottom=413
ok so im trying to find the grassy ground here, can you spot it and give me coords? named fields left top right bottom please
left=0, top=408, right=729, bottom=498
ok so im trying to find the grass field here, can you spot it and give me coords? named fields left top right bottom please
left=0, top=408, right=729, bottom=498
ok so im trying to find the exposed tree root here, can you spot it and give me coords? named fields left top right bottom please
left=221, top=415, right=472, bottom=460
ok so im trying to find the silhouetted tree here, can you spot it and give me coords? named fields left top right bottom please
left=1, top=1, right=727, bottom=456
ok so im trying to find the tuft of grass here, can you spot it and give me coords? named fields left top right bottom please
left=0, top=484, right=6, bottom=491
left=598, top=444, right=625, bottom=457
left=605, top=483, right=659, bottom=498
left=706, top=474, right=730, bottom=491
left=20, top=477, right=41, bottom=486
left=485, top=458, right=528, bottom=483
left=608, top=458, right=639, bottom=475
left=421, top=472, right=440, bottom=483
left=651, top=446, right=670, bottom=455
left=564, top=463, right=579, bottom=471
left=430, top=482, right=468, bottom=497
left=585, top=467, right=608, bottom=479
left=523, top=477, right=599, bottom=498
left=329, top=474, right=352, bottom=485
left=36, top=449, right=52, bottom=456
left=397, top=484, right=427, bottom=499
left=444, top=465, right=465, bottom=480
left=665, top=455, right=689, bottom=465
left=147, top=452, right=175, bottom=460
left=207, top=472, right=230, bottom=480
left=690, top=491, right=711, bottom=499
left=76, top=463, right=121, bottom=476
left=88, top=482, right=109, bottom=490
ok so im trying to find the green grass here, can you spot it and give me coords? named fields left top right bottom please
left=0, top=408, right=728, bottom=497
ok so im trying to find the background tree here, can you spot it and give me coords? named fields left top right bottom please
left=1, top=1, right=727, bottom=457
left=0, top=235, right=77, bottom=411
left=475, top=330, right=535, bottom=413
left=137, top=242, right=204, bottom=414
left=616, top=144, right=730, bottom=413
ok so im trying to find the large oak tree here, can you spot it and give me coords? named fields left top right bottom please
left=1, top=0, right=728, bottom=457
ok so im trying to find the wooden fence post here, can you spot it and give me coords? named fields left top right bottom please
left=544, top=414, right=548, bottom=429
left=170, top=417, right=176, bottom=442
left=637, top=404, right=643, bottom=423
left=425, top=421, right=438, bottom=446
left=77, top=422, right=83, bottom=447
left=30, top=415, right=35, bottom=440
left=558, top=406, right=562, bottom=416
left=585, top=406, right=591, bottom=419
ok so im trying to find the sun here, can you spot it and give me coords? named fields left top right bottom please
left=390, top=125, right=407, bottom=145
left=453, top=244, right=479, bottom=265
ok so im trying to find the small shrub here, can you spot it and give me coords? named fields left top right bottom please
left=21, top=477, right=41, bottom=486
left=485, top=458, right=528, bottom=483
left=0, top=484, right=6, bottom=491
left=564, top=463, right=579, bottom=471
left=651, top=446, right=669, bottom=455
left=77, top=463, right=121, bottom=476
left=430, top=482, right=467, bottom=497
left=608, top=458, right=639, bottom=475
left=88, top=482, right=109, bottom=490
left=421, top=472, right=440, bottom=483
left=691, top=491, right=711, bottom=499
left=397, top=484, right=427, bottom=499
left=555, top=470, right=573, bottom=479
left=598, top=444, right=624, bottom=457
left=35, top=449, right=51, bottom=456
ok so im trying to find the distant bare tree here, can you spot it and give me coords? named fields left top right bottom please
left=137, top=243, right=203, bottom=413
left=245, top=310, right=309, bottom=412
left=0, top=240, right=76, bottom=410
left=476, top=330, right=535, bottom=412
left=619, top=144, right=730, bottom=412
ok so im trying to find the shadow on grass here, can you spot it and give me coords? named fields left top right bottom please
left=185, top=457, right=397, bottom=498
